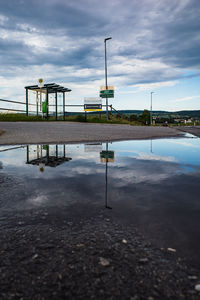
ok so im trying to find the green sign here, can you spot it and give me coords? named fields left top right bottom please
left=100, top=90, right=114, bottom=95
left=100, top=90, right=114, bottom=98
left=100, top=94, right=114, bottom=98
left=42, top=101, right=47, bottom=113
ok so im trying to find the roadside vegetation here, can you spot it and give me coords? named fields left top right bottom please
left=0, top=111, right=200, bottom=126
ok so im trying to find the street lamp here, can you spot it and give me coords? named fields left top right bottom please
left=150, top=91, right=154, bottom=126
left=104, top=37, right=112, bottom=120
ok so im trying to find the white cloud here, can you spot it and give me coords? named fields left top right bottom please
left=0, top=14, right=8, bottom=25
left=133, top=80, right=179, bottom=91
left=170, top=95, right=200, bottom=103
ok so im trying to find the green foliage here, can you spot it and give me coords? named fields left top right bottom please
left=74, top=114, right=86, bottom=122
left=139, top=109, right=150, bottom=125
left=130, top=114, right=138, bottom=121
left=0, top=113, right=44, bottom=122
left=0, top=111, right=153, bottom=126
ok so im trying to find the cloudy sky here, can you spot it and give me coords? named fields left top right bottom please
left=0, top=0, right=200, bottom=112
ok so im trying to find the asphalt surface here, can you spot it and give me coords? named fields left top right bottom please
left=1, top=123, right=200, bottom=299
left=0, top=205, right=200, bottom=300
left=0, top=122, right=184, bottom=145
left=177, top=126, right=200, bottom=137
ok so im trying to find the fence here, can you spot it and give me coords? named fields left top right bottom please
left=0, top=98, right=122, bottom=123
left=0, top=98, right=26, bottom=113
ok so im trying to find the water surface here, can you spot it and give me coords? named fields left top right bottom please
left=0, top=136, right=200, bottom=266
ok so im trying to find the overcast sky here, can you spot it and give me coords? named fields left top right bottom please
left=0, top=0, right=200, bottom=112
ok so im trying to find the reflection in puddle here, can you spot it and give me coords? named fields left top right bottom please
left=27, top=145, right=72, bottom=171
left=0, top=137, right=200, bottom=266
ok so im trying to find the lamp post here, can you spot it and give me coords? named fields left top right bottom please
left=150, top=92, right=154, bottom=126
left=104, top=37, right=112, bottom=120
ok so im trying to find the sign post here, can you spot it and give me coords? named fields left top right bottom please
left=38, top=78, right=44, bottom=113
left=100, top=86, right=114, bottom=119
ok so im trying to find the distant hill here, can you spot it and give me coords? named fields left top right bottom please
left=66, top=110, right=200, bottom=118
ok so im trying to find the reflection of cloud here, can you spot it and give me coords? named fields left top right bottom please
left=28, top=194, right=48, bottom=205
left=117, top=149, right=176, bottom=162
left=168, top=140, right=200, bottom=149
left=108, top=163, right=179, bottom=186
left=132, top=152, right=175, bottom=163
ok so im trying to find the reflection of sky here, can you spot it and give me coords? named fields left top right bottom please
left=111, top=138, right=200, bottom=167
left=1, top=138, right=200, bottom=179
left=1, top=138, right=200, bottom=267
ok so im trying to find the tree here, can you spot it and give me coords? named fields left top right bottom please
left=139, top=110, right=150, bottom=125
left=130, top=114, right=138, bottom=121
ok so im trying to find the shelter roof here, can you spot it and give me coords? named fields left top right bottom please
left=24, top=83, right=71, bottom=93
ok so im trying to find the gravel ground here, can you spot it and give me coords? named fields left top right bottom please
left=0, top=122, right=184, bottom=145
left=0, top=206, right=200, bottom=300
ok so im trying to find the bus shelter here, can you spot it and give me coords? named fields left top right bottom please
left=24, top=83, right=71, bottom=120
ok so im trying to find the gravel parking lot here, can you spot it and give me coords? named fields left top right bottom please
left=0, top=122, right=184, bottom=145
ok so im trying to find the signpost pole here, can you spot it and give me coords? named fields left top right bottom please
left=104, top=37, right=112, bottom=120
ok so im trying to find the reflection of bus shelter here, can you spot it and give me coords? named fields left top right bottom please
left=24, top=83, right=71, bottom=120
left=26, top=145, right=72, bottom=169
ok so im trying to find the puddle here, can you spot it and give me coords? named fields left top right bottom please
left=0, top=137, right=200, bottom=267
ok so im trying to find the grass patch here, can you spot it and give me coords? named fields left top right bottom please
left=0, top=113, right=44, bottom=122
left=0, top=113, right=144, bottom=125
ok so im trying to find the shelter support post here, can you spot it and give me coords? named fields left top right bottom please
left=46, top=88, right=49, bottom=120
left=36, top=91, right=39, bottom=116
left=63, top=92, right=65, bottom=121
left=26, top=88, right=28, bottom=116
left=55, top=91, right=58, bottom=120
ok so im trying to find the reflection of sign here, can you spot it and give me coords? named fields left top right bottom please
left=38, top=78, right=44, bottom=88
left=100, top=86, right=114, bottom=98
left=100, top=150, right=114, bottom=163
left=84, top=97, right=102, bottom=111
left=84, top=143, right=102, bottom=152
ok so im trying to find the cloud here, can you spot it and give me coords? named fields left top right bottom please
left=169, top=95, right=200, bottom=103
left=0, top=0, right=200, bottom=106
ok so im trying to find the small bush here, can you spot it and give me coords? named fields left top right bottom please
left=74, top=114, right=86, bottom=122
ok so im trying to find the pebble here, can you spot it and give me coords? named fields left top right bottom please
left=99, top=257, right=110, bottom=267
left=76, top=243, right=84, bottom=248
left=139, top=258, right=149, bottom=263
left=122, top=239, right=127, bottom=244
left=167, top=248, right=176, bottom=253
left=195, top=284, right=200, bottom=292
left=188, top=275, right=198, bottom=280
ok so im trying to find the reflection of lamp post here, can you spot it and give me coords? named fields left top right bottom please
left=104, top=37, right=112, bottom=121
left=105, top=142, right=112, bottom=209
left=150, top=92, right=154, bottom=126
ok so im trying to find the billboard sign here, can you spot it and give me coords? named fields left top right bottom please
left=84, top=97, right=102, bottom=111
